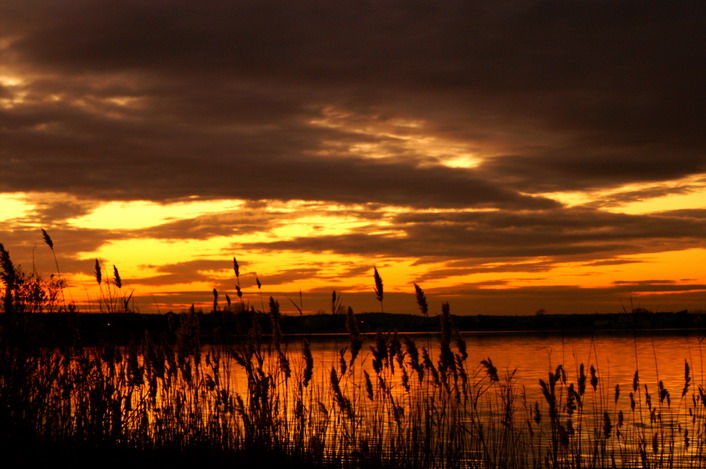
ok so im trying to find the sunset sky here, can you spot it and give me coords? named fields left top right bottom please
left=1, top=0, right=704, bottom=315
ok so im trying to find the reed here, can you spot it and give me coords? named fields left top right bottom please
left=414, top=283, right=428, bottom=317
left=373, top=266, right=384, bottom=313
left=2, top=237, right=706, bottom=467
left=41, top=228, right=71, bottom=308
left=2, top=310, right=705, bottom=467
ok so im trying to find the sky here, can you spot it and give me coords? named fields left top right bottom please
left=1, top=0, right=705, bottom=316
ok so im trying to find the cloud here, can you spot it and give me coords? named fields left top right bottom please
left=132, top=259, right=233, bottom=286
left=242, top=207, right=706, bottom=262
left=0, top=0, right=702, bottom=207
left=582, top=182, right=706, bottom=210
left=1, top=1, right=704, bottom=314
left=23, top=193, right=98, bottom=224
left=413, top=261, right=556, bottom=283
left=131, top=212, right=277, bottom=240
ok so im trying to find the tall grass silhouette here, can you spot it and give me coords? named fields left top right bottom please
left=1, top=233, right=706, bottom=467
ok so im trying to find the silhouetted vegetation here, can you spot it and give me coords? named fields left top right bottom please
left=2, top=310, right=704, bottom=348
left=2, top=233, right=706, bottom=467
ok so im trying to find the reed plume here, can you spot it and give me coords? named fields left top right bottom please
left=481, top=358, right=499, bottom=383
left=438, top=302, right=454, bottom=373
left=256, top=276, right=264, bottom=311
left=331, top=290, right=343, bottom=315
left=269, top=296, right=282, bottom=353
left=302, top=339, right=314, bottom=387
left=590, top=365, right=598, bottom=391
left=414, top=283, right=428, bottom=316
left=346, top=306, right=363, bottom=367
left=682, top=360, right=691, bottom=397
left=330, top=367, right=353, bottom=419
left=373, top=266, right=383, bottom=313
left=233, top=256, right=243, bottom=306
left=113, top=265, right=122, bottom=289
left=94, top=258, right=102, bottom=286
left=41, top=228, right=53, bottom=250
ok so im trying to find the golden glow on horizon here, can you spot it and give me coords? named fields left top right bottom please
left=60, top=247, right=706, bottom=314
left=614, top=189, right=706, bottom=215
left=2, top=178, right=703, bottom=314
left=417, top=249, right=706, bottom=293
left=46, top=189, right=706, bottom=310
left=546, top=174, right=706, bottom=214
left=68, top=199, right=249, bottom=230
left=65, top=198, right=409, bottom=261
left=88, top=238, right=226, bottom=272
left=268, top=213, right=381, bottom=239
left=0, top=194, right=33, bottom=222
left=542, top=191, right=594, bottom=208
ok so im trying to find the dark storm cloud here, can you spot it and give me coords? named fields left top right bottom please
left=26, top=196, right=98, bottom=225
left=413, top=261, right=556, bottom=283
left=135, top=259, right=326, bottom=290
left=580, top=259, right=643, bottom=267
left=242, top=207, right=706, bottom=261
left=1, top=0, right=702, bottom=205
left=0, top=95, right=554, bottom=208
left=479, top=148, right=706, bottom=193
left=134, top=259, right=233, bottom=287
left=133, top=259, right=308, bottom=291
left=582, top=183, right=706, bottom=210
left=132, top=212, right=277, bottom=240
left=239, top=268, right=321, bottom=289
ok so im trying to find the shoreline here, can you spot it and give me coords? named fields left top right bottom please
left=2, top=309, right=704, bottom=346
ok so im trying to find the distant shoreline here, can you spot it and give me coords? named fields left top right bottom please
left=2, top=310, right=704, bottom=346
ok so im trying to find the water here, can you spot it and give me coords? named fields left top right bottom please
left=441, top=330, right=705, bottom=396
left=247, top=329, right=706, bottom=401
left=213, top=329, right=706, bottom=467
left=25, top=328, right=706, bottom=467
